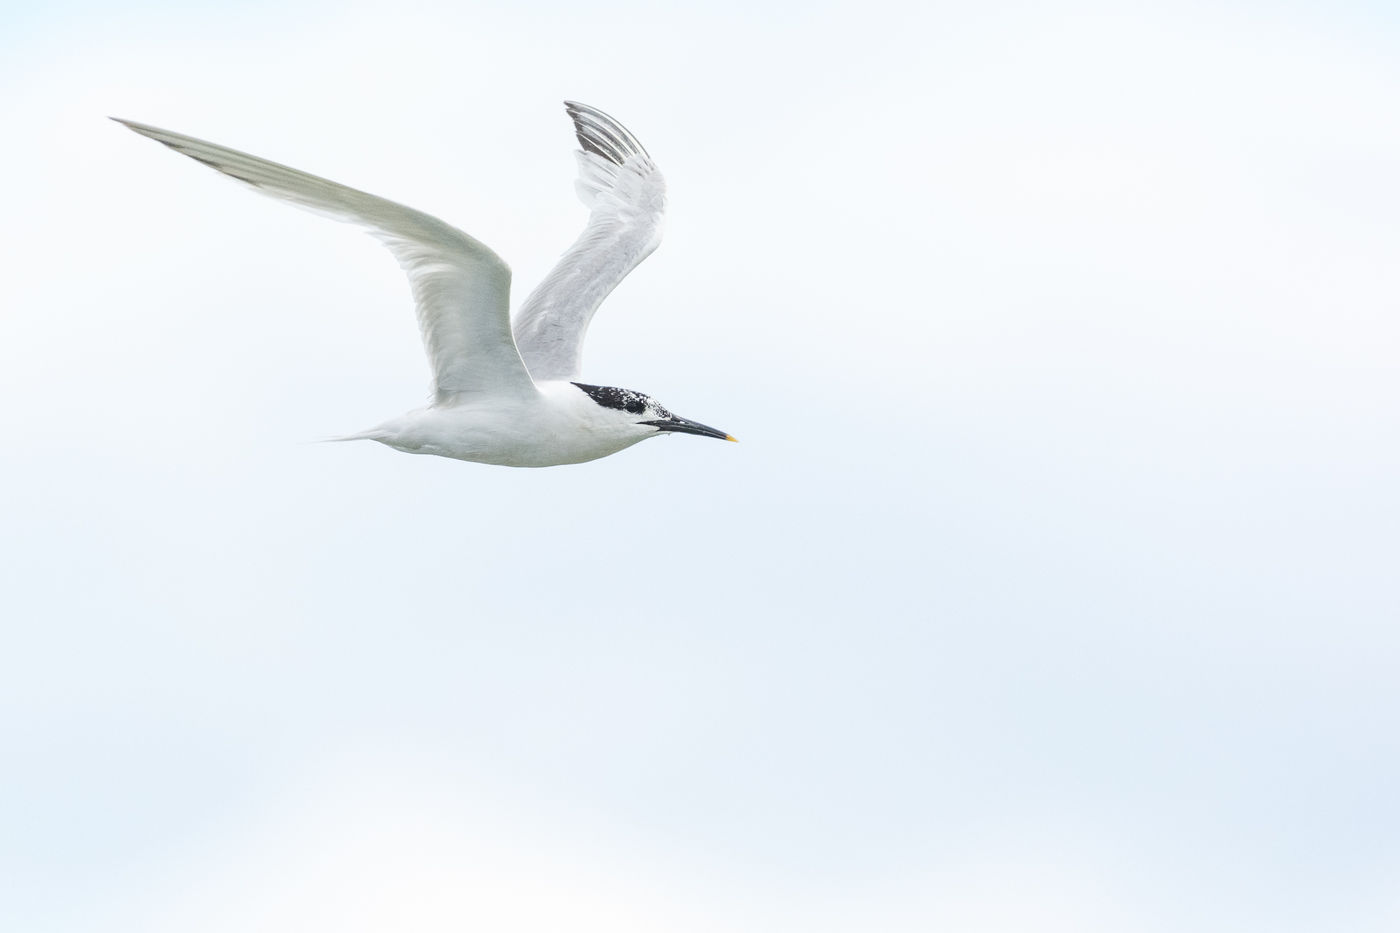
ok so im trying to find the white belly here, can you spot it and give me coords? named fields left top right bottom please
left=360, top=383, right=650, bottom=467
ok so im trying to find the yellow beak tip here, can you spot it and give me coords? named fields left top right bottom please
left=724, top=435, right=739, bottom=443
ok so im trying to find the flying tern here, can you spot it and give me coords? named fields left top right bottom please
left=113, top=102, right=734, bottom=467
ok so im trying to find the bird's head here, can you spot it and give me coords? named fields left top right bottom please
left=572, top=382, right=735, bottom=443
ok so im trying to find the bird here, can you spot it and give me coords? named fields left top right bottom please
left=112, top=102, right=735, bottom=467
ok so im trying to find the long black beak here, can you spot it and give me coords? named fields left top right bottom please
left=641, top=415, right=737, bottom=442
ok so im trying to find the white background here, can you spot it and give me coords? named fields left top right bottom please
left=2, top=1, right=1398, bottom=929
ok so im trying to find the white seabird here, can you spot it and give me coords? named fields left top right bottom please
left=113, top=102, right=735, bottom=467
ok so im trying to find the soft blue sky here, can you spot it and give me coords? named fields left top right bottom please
left=2, top=1, right=1399, bottom=930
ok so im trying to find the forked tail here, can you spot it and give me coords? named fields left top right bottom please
left=320, top=430, right=382, bottom=444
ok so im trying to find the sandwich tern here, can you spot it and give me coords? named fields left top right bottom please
left=113, top=102, right=735, bottom=467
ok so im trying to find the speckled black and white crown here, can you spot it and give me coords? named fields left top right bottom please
left=573, top=382, right=661, bottom=416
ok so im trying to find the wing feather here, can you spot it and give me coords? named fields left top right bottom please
left=113, top=118, right=536, bottom=404
left=511, top=102, right=666, bottom=382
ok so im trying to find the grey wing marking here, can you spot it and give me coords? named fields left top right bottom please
left=113, top=118, right=536, bottom=404
left=511, top=102, right=667, bottom=382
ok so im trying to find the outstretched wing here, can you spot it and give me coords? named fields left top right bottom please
left=113, top=118, right=537, bottom=404
left=511, top=102, right=667, bottom=382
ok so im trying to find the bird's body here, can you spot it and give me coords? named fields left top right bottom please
left=342, top=382, right=660, bottom=467
left=115, top=102, right=733, bottom=467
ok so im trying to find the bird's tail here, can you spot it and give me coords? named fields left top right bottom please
left=319, top=429, right=382, bottom=444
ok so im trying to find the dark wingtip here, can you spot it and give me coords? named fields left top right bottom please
left=561, top=100, right=650, bottom=166
left=110, top=117, right=164, bottom=139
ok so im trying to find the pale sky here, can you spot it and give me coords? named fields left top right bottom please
left=2, top=1, right=1399, bottom=930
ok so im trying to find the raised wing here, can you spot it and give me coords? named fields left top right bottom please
left=512, top=102, right=667, bottom=382
left=113, top=119, right=537, bottom=404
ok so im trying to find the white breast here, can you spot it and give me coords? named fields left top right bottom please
left=361, top=382, right=652, bottom=467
